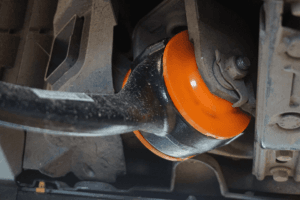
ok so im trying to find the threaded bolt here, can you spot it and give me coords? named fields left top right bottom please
left=236, top=56, right=251, bottom=70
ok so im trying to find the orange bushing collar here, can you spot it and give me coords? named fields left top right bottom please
left=122, top=30, right=250, bottom=161
left=163, top=30, right=250, bottom=139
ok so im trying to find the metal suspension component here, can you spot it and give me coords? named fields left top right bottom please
left=0, top=30, right=251, bottom=160
left=122, top=31, right=251, bottom=160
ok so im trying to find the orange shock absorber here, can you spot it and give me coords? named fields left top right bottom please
left=123, top=30, right=250, bottom=160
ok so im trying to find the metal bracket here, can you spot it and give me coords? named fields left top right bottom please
left=45, top=15, right=84, bottom=85
left=254, top=0, right=300, bottom=182
left=185, top=0, right=256, bottom=115
left=214, top=50, right=250, bottom=108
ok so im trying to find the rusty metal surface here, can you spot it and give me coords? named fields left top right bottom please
left=14, top=0, right=57, bottom=88
left=214, top=51, right=252, bottom=108
left=45, top=15, right=84, bottom=85
left=2, top=0, right=57, bottom=86
left=132, top=0, right=187, bottom=59
left=254, top=146, right=300, bottom=181
left=216, top=155, right=300, bottom=197
left=53, top=0, right=92, bottom=36
left=23, top=133, right=126, bottom=182
left=51, top=0, right=116, bottom=94
left=0, top=0, right=127, bottom=184
left=3, top=0, right=300, bottom=198
left=253, top=0, right=300, bottom=185
left=184, top=154, right=293, bottom=199
left=28, top=0, right=126, bottom=182
left=0, top=0, right=57, bottom=183
left=50, top=10, right=91, bottom=90
left=184, top=0, right=256, bottom=115
left=255, top=0, right=300, bottom=150
left=0, top=0, right=27, bottom=70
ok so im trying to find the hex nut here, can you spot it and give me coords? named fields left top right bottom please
left=225, top=56, right=248, bottom=80
left=236, top=56, right=251, bottom=70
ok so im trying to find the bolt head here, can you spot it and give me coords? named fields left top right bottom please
left=236, top=56, right=251, bottom=70
left=277, top=114, right=300, bottom=130
left=225, top=56, right=248, bottom=80
left=270, top=167, right=291, bottom=182
left=273, top=170, right=288, bottom=182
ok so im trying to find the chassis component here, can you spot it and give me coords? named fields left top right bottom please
left=185, top=0, right=256, bottom=116
left=254, top=0, right=300, bottom=183
left=4, top=0, right=300, bottom=199
left=0, top=32, right=250, bottom=160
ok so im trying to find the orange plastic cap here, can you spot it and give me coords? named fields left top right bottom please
left=163, top=30, right=251, bottom=139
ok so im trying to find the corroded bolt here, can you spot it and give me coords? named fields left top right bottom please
left=276, top=150, right=293, bottom=162
left=277, top=114, right=300, bottom=130
left=236, top=56, right=251, bottom=70
left=225, top=56, right=248, bottom=80
left=270, top=167, right=291, bottom=182
left=273, top=170, right=288, bottom=182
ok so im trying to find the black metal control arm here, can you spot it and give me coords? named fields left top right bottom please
left=0, top=41, right=236, bottom=158
left=0, top=41, right=176, bottom=137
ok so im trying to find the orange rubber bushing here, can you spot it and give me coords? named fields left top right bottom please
left=122, top=70, right=190, bottom=161
left=163, top=30, right=251, bottom=139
